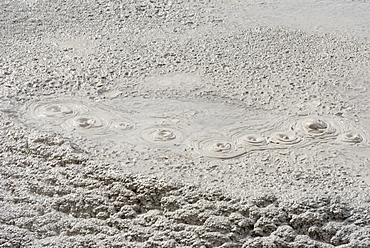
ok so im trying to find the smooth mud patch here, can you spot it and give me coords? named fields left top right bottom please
left=225, top=0, right=370, bottom=38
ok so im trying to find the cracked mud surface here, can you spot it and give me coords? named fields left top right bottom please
left=1, top=0, right=370, bottom=247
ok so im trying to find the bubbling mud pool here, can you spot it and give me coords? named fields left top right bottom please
left=17, top=96, right=369, bottom=159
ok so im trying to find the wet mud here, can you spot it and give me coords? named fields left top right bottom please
left=1, top=0, right=370, bottom=247
left=19, top=97, right=369, bottom=160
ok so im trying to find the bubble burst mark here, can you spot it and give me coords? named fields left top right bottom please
left=290, top=116, right=338, bottom=139
left=229, top=127, right=268, bottom=150
left=29, top=100, right=89, bottom=124
left=61, top=114, right=111, bottom=135
left=139, top=125, right=186, bottom=147
left=337, top=132, right=363, bottom=144
left=236, top=133, right=267, bottom=147
left=38, top=104, right=73, bottom=117
left=111, top=117, right=136, bottom=132
left=227, top=120, right=272, bottom=150
left=23, top=97, right=368, bottom=159
left=26, top=99, right=89, bottom=130
left=189, top=132, right=246, bottom=159
left=268, top=131, right=303, bottom=146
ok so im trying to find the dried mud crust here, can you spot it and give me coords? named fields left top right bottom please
left=1, top=121, right=369, bottom=248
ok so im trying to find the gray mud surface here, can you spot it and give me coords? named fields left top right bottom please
left=1, top=0, right=370, bottom=247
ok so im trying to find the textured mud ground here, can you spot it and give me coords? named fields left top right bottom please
left=1, top=0, right=370, bottom=247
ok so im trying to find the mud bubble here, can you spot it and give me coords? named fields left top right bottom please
left=235, top=133, right=267, bottom=147
left=61, top=114, right=112, bottom=135
left=21, top=97, right=370, bottom=159
left=189, top=132, right=246, bottom=159
left=228, top=126, right=268, bottom=150
left=337, top=132, right=363, bottom=144
left=139, top=125, right=186, bottom=147
left=268, top=131, right=303, bottom=146
left=29, top=100, right=89, bottom=123
left=111, top=117, right=136, bottom=132
left=289, top=116, right=339, bottom=139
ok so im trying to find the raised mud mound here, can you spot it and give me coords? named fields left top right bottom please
left=1, top=118, right=369, bottom=248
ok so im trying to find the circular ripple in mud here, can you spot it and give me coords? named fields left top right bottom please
left=289, top=117, right=339, bottom=139
left=111, top=117, right=136, bottom=132
left=337, top=132, right=363, bottom=144
left=30, top=101, right=88, bottom=119
left=28, top=101, right=91, bottom=127
left=62, top=114, right=111, bottom=135
left=189, top=133, right=246, bottom=159
left=139, top=125, right=185, bottom=147
left=227, top=121, right=272, bottom=150
left=268, top=131, right=303, bottom=146
left=233, top=133, right=267, bottom=149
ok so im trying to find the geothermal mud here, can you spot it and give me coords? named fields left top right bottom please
left=19, top=97, right=369, bottom=160
left=1, top=0, right=370, bottom=247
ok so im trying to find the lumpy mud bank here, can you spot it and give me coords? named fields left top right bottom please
left=1, top=0, right=370, bottom=247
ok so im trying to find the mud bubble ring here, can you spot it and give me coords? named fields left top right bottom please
left=290, top=117, right=338, bottom=139
left=62, top=114, right=111, bottom=135
left=233, top=133, right=268, bottom=149
left=111, top=117, right=136, bottom=132
left=139, top=125, right=186, bottom=147
left=189, top=132, right=246, bottom=159
left=268, top=131, right=303, bottom=146
left=227, top=120, right=274, bottom=150
left=337, top=132, right=363, bottom=144
left=29, top=101, right=89, bottom=120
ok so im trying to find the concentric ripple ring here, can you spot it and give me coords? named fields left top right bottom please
left=290, top=117, right=338, bottom=139
left=62, top=114, right=111, bottom=135
left=111, top=117, right=136, bottom=132
left=234, top=133, right=267, bottom=149
left=268, top=131, right=303, bottom=146
left=337, top=132, right=363, bottom=144
left=227, top=122, right=270, bottom=150
left=139, top=125, right=185, bottom=147
left=189, top=132, right=246, bottom=159
left=30, top=101, right=88, bottom=120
